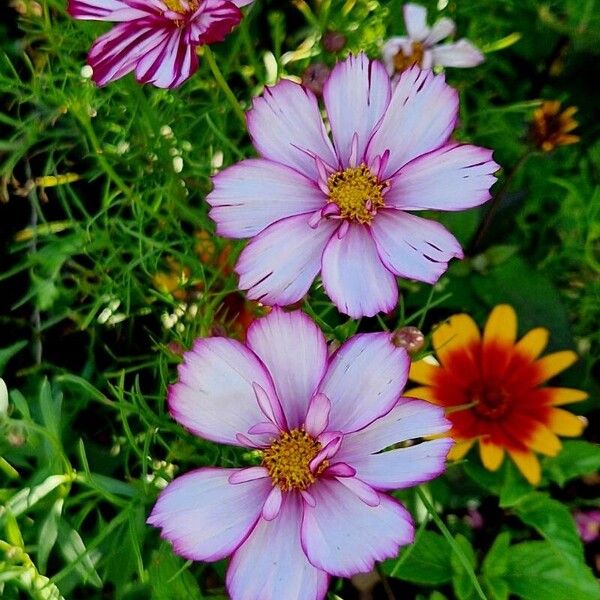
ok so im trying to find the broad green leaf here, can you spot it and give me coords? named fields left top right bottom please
left=544, top=441, right=600, bottom=486
left=506, top=542, right=600, bottom=600
left=450, top=534, right=479, bottom=600
left=482, top=575, right=509, bottom=600
left=3, top=474, right=73, bottom=520
left=383, top=529, right=452, bottom=585
left=482, top=532, right=510, bottom=578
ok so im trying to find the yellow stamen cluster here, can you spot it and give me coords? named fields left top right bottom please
left=327, top=164, right=386, bottom=224
left=163, top=0, right=199, bottom=14
left=393, top=41, right=425, bottom=73
left=261, top=428, right=327, bottom=491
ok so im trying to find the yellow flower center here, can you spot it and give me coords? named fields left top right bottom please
left=393, top=41, right=425, bottom=73
left=163, top=0, right=200, bottom=14
left=261, top=428, right=327, bottom=491
left=327, top=164, right=386, bottom=224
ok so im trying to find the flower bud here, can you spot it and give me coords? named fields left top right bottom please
left=391, top=326, right=425, bottom=354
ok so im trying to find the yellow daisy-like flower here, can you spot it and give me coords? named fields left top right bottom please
left=407, top=305, right=588, bottom=485
left=531, top=100, right=579, bottom=153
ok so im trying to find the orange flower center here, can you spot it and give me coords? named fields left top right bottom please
left=327, top=164, right=386, bottom=224
left=261, top=428, right=327, bottom=491
left=393, top=41, right=425, bottom=73
left=470, top=383, right=510, bottom=419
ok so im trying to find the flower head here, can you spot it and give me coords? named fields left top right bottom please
left=148, top=308, right=452, bottom=599
left=207, top=53, right=498, bottom=318
left=574, top=510, right=600, bottom=544
left=407, top=305, right=588, bottom=485
left=382, top=3, right=484, bottom=76
left=531, top=101, right=580, bottom=153
left=68, top=0, right=254, bottom=88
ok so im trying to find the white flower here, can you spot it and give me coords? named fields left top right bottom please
left=382, top=3, right=484, bottom=75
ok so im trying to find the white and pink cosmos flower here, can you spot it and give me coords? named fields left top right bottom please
left=68, top=0, right=253, bottom=88
left=148, top=308, right=453, bottom=600
left=382, top=3, right=484, bottom=75
left=207, top=53, right=498, bottom=319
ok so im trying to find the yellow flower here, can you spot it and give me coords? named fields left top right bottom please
left=531, top=101, right=580, bottom=152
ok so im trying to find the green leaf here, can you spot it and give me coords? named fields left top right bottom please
left=498, top=460, right=533, bottom=507
left=383, top=530, right=452, bottom=585
left=0, top=340, right=27, bottom=375
left=482, top=532, right=510, bottom=578
left=148, top=543, right=203, bottom=600
left=482, top=575, right=509, bottom=600
left=37, top=498, right=64, bottom=574
left=450, top=534, right=479, bottom=600
left=57, top=520, right=102, bottom=588
left=544, top=441, right=600, bottom=486
left=506, top=542, right=600, bottom=600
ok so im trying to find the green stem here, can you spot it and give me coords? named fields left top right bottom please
left=204, top=47, right=246, bottom=127
left=416, top=487, right=488, bottom=600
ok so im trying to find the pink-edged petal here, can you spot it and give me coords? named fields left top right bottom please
left=310, top=435, right=343, bottom=473
left=189, top=0, right=242, bottom=45
left=68, top=0, right=160, bottom=21
left=208, top=159, right=327, bottom=239
left=88, top=21, right=170, bottom=87
left=335, top=476, right=381, bottom=507
left=246, top=80, right=338, bottom=180
left=337, top=399, right=451, bottom=462
left=424, top=17, right=456, bottom=45
left=301, top=479, right=413, bottom=576
left=305, top=393, right=331, bottom=437
left=168, top=337, right=277, bottom=446
left=246, top=308, right=329, bottom=429
left=323, top=53, right=391, bottom=167
left=252, top=382, right=287, bottom=429
left=247, top=421, right=280, bottom=436
left=227, top=493, right=330, bottom=600
left=325, top=463, right=356, bottom=478
left=262, top=486, right=283, bottom=521
left=367, top=68, right=458, bottom=178
left=236, top=214, right=337, bottom=307
left=387, top=144, right=498, bottom=211
left=318, top=332, right=409, bottom=434
left=371, top=209, right=463, bottom=284
left=321, top=223, right=398, bottom=319
left=228, top=466, right=270, bottom=484
left=431, top=39, right=485, bottom=68
left=231, top=0, right=254, bottom=6
left=148, top=467, right=270, bottom=561
left=403, top=3, right=430, bottom=41
left=338, top=438, right=453, bottom=491
left=134, top=27, right=198, bottom=89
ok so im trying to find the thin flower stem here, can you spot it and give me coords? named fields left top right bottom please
left=375, top=563, right=397, bottom=600
left=204, top=46, right=247, bottom=127
left=469, top=150, right=532, bottom=254
left=416, top=487, right=488, bottom=600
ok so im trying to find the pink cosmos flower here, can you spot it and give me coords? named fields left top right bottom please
left=574, top=510, right=600, bottom=544
left=382, top=3, right=484, bottom=75
left=148, top=308, right=452, bottom=599
left=68, top=0, right=253, bottom=88
left=207, top=53, right=498, bottom=318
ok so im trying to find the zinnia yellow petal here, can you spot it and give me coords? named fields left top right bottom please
left=409, top=359, right=439, bottom=385
left=514, top=327, right=549, bottom=361
left=508, top=449, right=541, bottom=485
left=483, top=304, right=517, bottom=347
left=405, top=386, right=441, bottom=404
left=527, top=424, right=561, bottom=457
left=448, top=439, right=475, bottom=461
left=548, top=408, right=586, bottom=437
left=547, top=387, right=588, bottom=406
left=534, top=350, right=577, bottom=383
left=479, top=441, right=504, bottom=471
left=432, top=313, right=481, bottom=364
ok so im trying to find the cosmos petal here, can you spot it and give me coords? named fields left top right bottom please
left=430, top=39, right=485, bottom=68
left=147, top=468, right=270, bottom=561
left=227, top=494, right=330, bottom=600
left=403, top=3, right=430, bottom=41
left=424, top=17, right=455, bottom=45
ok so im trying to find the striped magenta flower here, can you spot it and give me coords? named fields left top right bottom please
left=68, top=0, right=253, bottom=88
left=148, top=308, right=452, bottom=599
left=207, top=53, right=498, bottom=318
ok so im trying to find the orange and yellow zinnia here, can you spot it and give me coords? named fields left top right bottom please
left=407, top=305, right=587, bottom=484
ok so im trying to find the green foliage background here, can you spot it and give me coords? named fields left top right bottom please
left=0, top=0, right=599, bottom=598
